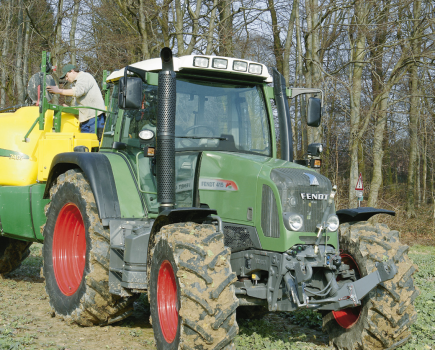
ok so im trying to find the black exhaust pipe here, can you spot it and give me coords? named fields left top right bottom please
left=157, top=47, right=176, bottom=212
left=272, top=68, right=293, bottom=162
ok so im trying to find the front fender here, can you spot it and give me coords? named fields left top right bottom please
left=336, top=207, right=395, bottom=224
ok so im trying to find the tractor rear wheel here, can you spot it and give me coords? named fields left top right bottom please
left=322, top=221, right=419, bottom=349
left=43, top=169, right=137, bottom=326
left=149, top=222, right=239, bottom=350
left=0, top=237, right=32, bottom=275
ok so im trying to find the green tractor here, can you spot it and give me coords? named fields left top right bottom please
left=0, top=48, right=418, bottom=349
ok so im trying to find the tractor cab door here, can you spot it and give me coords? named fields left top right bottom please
left=109, top=79, right=202, bottom=214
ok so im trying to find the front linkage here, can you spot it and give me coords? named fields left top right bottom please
left=232, top=244, right=397, bottom=313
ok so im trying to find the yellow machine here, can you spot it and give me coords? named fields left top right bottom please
left=0, top=106, right=99, bottom=186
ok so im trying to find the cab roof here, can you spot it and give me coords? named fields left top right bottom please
left=106, top=55, right=272, bottom=84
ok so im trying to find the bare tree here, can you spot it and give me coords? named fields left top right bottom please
left=69, top=0, right=80, bottom=65
left=347, top=0, right=369, bottom=208
left=15, top=0, right=25, bottom=104
left=406, top=0, right=422, bottom=218
left=1, top=0, right=13, bottom=107
left=217, top=0, right=234, bottom=56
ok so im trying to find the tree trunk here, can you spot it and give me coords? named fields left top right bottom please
left=70, top=0, right=81, bottom=65
left=15, top=0, right=25, bottom=104
left=206, top=0, right=218, bottom=55
left=185, top=0, right=203, bottom=55
left=159, top=1, right=170, bottom=48
left=348, top=1, right=368, bottom=208
left=417, top=137, right=421, bottom=207
left=22, top=8, right=31, bottom=93
left=1, top=0, right=12, bottom=108
left=175, top=0, right=185, bottom=55
left=217, top=0, right=233, bottom=56
left=282, top=0, right=297, bottom=85
left=305, top=0, right=322, bottom=145
left=267, top=0, right=283, bottom=74
left=406, top=0, right=421, bottom=218
left=422, top=110, right=427, bottom=204
left=367, top=1, right=390, bottom=207
left=51, top=0, right=64, bottom=104
left=368, top=96, right=388, bottom=207
left=295, top=2, right=307, bottom=156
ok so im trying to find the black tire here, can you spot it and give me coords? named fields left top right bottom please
left=148, top=222, right=239, bottom=350
left=43, top=169, right=137, bottom=326
left=323, top=221, right=419, bottom=349
left=0, top=237, right=32, bottom=275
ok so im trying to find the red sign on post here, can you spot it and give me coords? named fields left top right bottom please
left=355, top=173, right=364, bottom=191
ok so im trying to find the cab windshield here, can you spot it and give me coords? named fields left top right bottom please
left=120, top=78, right=271, bottom=156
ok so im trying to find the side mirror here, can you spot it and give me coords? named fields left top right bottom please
left=307, top=97, right=322, bottom=127
left=118, top=76, right=142, bottom=110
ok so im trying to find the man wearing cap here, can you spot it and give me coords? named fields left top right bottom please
left=47, top=64, right=106, bottom=140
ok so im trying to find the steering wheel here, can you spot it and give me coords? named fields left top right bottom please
left=179, top=124, right=216, bottom=148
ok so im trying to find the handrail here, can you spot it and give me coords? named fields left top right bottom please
left=23, top=104, right=114, bottom=142
left=23, top=116, right=40, bottom=142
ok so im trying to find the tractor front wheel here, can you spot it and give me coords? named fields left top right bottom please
left=149, top=222, right=239, bottom=349
left=323, top=221, right=419, bottom=349
left=43, top=170, right=137, bottom=326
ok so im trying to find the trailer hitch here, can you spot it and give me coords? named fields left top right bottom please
left=310, top=260, right=397, bottom=310
left=284, top=260, right=397, bottom=310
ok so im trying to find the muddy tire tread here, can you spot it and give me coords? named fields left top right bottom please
left=0, top=237, right=32, bottom=275
left=149, top=222, right=238, bottom=350
left=323, top=221, right=419, bottom=350
left=43, top=169, right=137, bottom=326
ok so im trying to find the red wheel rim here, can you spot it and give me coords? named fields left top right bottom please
left=332, top=253, right=362, bottom=329
left=52, top=203, right=86, bottom=296
left=157, top=260, right=178, bottom=343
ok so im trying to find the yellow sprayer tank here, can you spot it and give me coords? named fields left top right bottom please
left=0, top=106, right=99, bottom=186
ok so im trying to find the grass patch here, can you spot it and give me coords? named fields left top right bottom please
left=409, top=245, right=435, bottom=255
left=399, top=251, right=435, bottom=349
left=237, top=310, right=329, bottom=349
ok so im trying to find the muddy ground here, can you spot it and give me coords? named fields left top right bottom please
left=0, top=244, right=332, bottom=350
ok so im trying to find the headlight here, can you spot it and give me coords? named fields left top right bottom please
left=212, top=58, right=228, bottom=69
left=326, top=215, right=339, bottom=232
left=139, top=129, right=155, bottom=141
left=283, top=213, right=303, bottom=231
left=233, top=60, right=248, bottom=72
left=249, top=63, right=262, bottom=74
left=193, top=57, right=209, bottom=68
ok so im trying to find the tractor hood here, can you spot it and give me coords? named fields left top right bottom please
left=198, top=151, right=336, bottom=252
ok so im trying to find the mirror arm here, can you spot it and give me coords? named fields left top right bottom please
left=125, top=66, right=147, bottom=83
left=287, top=88, right=324, bottom=106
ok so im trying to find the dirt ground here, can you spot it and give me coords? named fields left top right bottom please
left=0, top=244, right=156, bottom=350
left=0, top=244, right=330, bottom=350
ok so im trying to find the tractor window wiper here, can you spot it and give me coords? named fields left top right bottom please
left=175, top=136, right=228, bottom=140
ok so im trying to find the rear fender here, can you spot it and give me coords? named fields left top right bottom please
left=44, top=152, right=121, bottom=221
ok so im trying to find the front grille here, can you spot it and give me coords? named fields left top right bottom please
left=261, top=185, right=280, bottom=238
left=270, top=168, right=332, bottom=233
left=223, top=224, right=257, bottom=251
